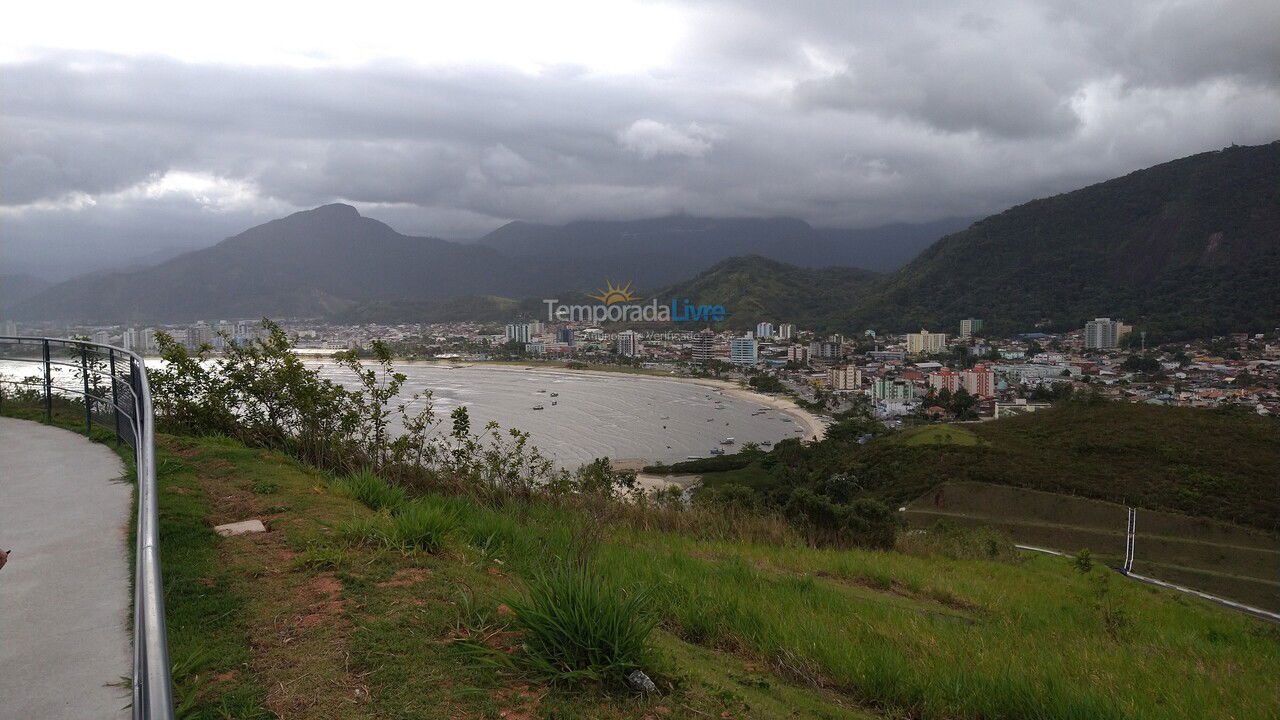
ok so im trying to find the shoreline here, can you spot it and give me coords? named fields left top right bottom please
left=438, top=360, right=827, bottom=443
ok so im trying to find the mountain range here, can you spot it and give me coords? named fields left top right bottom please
left=7, top=141, right=1277, bottom=337
left=627, top=142, right=1280, bottom=337
left=6, top=206, right=964, bottom=323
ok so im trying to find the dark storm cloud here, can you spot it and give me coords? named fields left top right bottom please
left=2, top=0, right=1277, bottom=279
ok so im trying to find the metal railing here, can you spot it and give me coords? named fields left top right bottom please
left=0, top=336, right=175, bottom=720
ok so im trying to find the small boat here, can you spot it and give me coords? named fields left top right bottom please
left=781, top=417, right=792, bottom=422
left=660, top=416, right=669, bottom=420
left=536, top=389, right=547, bottom=393
left=761, top=440, right=773, bottom=446
left=710, top=448, right=725, bottom=455
left=550, top=392, right=559, bottom=397
left=551, top=401, right=557, bottom=406
left=533, top=404, right=545, bottom=410
left=706, top=418, right=714, bottom=422
left=720, top=437, right=736, bottom=445
left=687, top=455, right=704, bottom=460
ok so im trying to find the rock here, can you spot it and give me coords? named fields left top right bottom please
left=214, top=519, right=267, bottom=537
left=627, top=669, right=657, bottom=695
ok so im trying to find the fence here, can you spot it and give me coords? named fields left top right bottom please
left=0, top=336, right=175, bottom=720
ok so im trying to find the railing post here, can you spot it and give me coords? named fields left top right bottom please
left=109, top=349, right=121, bottom=444
left=81, top=344, right=92, bottom=436
left=43, top=339, right=52, bottom=423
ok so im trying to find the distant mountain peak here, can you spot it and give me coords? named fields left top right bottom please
left=298, top=203, right=361, bottom=219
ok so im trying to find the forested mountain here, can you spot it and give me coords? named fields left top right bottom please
left=0, top=274, right=52, bottom=314
left=655, top=256, right=880, bottom=330
left=841, top=142, right=1280, bottom=337
left=478, top=214, right=970, bottom=273
left=12, top=206, right=953, bottom=323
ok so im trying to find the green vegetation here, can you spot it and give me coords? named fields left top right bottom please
left=655, top=255, right=879, bottom=331
left=678, top=396, right=1279, bottom=534
left=841, top=141, right=1280, bottom=337
left=502, top=564, right=658, bottom=685
left=902, top=481, right=1280, bottom=612
left=148, top=437, right=1280, bottom=719
left=895, top=424, right=980, bottom=446
left=8, top=390, right=1280, bottom=719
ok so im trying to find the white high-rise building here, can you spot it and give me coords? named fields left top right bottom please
left=1084, top=318, right=1130, bottom=349
left=729, top=336, right=759, bottom=366
left=615, top=330, right=642, bottom=357
left=787, top=344, right=810, bottom=364
left=505, top=323, right=532, bottom=343
left=755, top=322, right=774, bottom=339
left=907, top=329, right=947, bottom=354
left=776, top=323, right=795, bottom=340
left=121, top=327, right=141, bottom=352
left=959, top=318, right=983, bottom=339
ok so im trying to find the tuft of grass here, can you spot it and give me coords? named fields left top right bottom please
left=390, top=500, right=458, bottom=552
left=329, top=469, right=407, bottom=512
left=339, top=512, right=393, bottom=546
left=508, top=563, right=658, bottom=686
left=292, top=543, right=350, bottom=571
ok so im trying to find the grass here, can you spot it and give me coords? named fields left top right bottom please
left=11, top=403, right=1277, bottom=719
left=904, top=480, right=1280, bottom=611
left=895, top=424, right=980, bottom=446
left=504, top=564, right=658, bottom=685
left=329, top=469, right=407, bottom=511
left=173, top=434, right=1280, bottom=719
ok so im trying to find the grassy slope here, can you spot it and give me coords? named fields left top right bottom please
left=699, top=402, right=1279, bottom=531
left=149, top=433, right=1279, bottom=719
left=14, top=405, right=1275, bottom=719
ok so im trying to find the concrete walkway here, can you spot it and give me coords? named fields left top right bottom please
left=0, top=417, right=132, bottom=719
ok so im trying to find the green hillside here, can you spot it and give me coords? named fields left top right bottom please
left=642, top=142, right=1280, bottom=338
left=843, top=141, right=1280, bottom=337
left=16, top=412, right=1276, bottom=720
left=691, top=399, right=1280, bottom=532
left=655, top=255, right=880, bottom=330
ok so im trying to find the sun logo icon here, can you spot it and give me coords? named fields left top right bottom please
left=588, top=279, right=641, bottom=305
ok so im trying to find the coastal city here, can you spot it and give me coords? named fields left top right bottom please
left=8, top=314, right=1278, bottom=422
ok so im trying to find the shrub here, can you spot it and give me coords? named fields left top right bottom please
left=508, top=564, right=656, bottom=685
left=1073, top=548, right=1094, bottom=573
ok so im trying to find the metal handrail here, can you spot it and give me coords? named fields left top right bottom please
left=0, top=336, right=175, bottom=720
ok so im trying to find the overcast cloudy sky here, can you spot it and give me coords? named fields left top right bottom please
left=3, top=0, right=1278, bottom=279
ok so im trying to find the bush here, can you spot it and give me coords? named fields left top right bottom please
left=508, top=564, right=656, bottom=685
left=780, top=488, right=901, bottom=549
left=1074, top=548, right=1094, bottom=573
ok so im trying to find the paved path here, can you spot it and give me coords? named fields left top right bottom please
left=0, top=417, right=132, bottom=719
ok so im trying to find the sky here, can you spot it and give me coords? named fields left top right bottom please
left=3, top=0, right=1278, bottom=279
